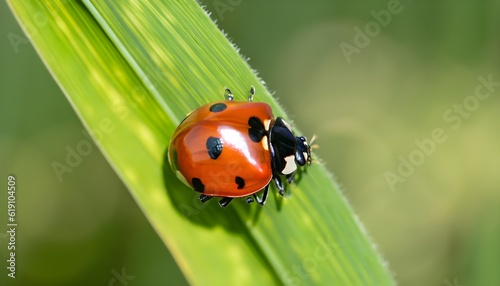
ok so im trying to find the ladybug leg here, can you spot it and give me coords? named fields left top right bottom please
left=199, top=194, right=213, bottom=203
left=286, top=171, right=297, bottom=184
left=248, top=86, right=255, bottom=102
left=245, top=196, right=254, bottom=204
left=224, top=88, right=234, bottom=101
left=219, top=197, right=233, bottom=207
left=273, top=175, right=285, bottom=196
left=253, top=184, right=270, bottom=205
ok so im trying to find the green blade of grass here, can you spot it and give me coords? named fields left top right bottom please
left=7, top=0, right=394, bottom=285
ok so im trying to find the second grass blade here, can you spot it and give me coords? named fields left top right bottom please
left=84, top=0, right=394, bottom=284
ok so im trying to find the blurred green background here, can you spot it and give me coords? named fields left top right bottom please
left=1, top=1, right=500, bottom=285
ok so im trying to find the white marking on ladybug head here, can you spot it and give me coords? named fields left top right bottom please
left=263, top=119, right=272, bottom=131
left=282, top=155, right=297, bottom=175
left=261, top=135, right=269, bottom=151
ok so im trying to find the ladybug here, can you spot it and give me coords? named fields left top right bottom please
left=168, top=87, right=312, bottom=207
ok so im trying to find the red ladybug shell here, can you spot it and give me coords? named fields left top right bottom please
left=168, top=101, right=274, bottom=198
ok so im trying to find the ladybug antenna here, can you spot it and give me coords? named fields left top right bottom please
left=309, top=134, right=319, bottom=150
left=248, top=86, right=255, bottom=102
left=307, top=134, right=319, bottom=165
left=224, top=88, right=234, bottom=101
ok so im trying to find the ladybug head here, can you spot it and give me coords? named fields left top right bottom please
left=295, top=136, right=312, bottom=167
left=269, top=118, right=313, bottom=177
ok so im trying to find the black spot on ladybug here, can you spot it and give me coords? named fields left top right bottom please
left=192, top=178, right=205, bottom=193
left=206, top=137, right=223, bottom=159
left=209, top=103, right=227, bottom=112
left=248, top=117, right=266, bottom=143
left=235, top=176, right=245, bottom=189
